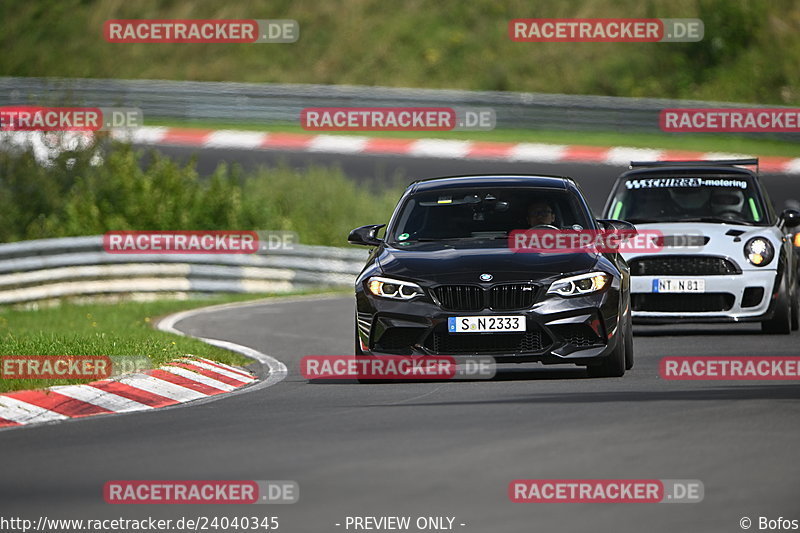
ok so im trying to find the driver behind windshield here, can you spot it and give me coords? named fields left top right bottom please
left=527, top=200, right=557, bottom=228
left=668, top=187, right=712, bottom=214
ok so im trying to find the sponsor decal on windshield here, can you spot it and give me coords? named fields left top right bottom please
left=625, top=177, right=748, bottom=189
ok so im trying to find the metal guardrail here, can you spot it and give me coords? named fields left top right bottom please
left=0, top=236, right=366, bottom=305
left=2, top=76, right=797, bottom=140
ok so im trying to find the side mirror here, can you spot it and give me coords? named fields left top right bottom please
left=597, top=219, right=637, bottom=240
left=348, top=224, right=385, bottom=246
left=780, top=209, right=800, bottom=229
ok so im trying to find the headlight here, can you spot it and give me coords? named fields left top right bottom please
left=367, top=276, right=424, bottom=300
left=744, top=237, right=774, bottom=266
left=547, top=272, right=611, bottom=297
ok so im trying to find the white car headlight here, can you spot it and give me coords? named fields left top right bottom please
left=547, top=272, right=611, bottom=297
left=744, top=237, right=774, bottom=267
left=367, top=276, right=424, bottom=300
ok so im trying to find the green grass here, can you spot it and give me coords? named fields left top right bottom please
left=0, top=290, right=337, bottom=393
left=146, top=118, right=800, bottom=158
left=2, top=0, right=799, bottom=105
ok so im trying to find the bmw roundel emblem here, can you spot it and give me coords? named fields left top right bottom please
left=480, top=273, right=493, bottom=282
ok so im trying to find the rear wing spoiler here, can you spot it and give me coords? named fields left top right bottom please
left=629, top=158, right=759, bottom=174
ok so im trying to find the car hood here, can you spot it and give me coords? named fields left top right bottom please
left=624, top=222, right=782, bottom=259
left=376, top=240, right=601, bottom=284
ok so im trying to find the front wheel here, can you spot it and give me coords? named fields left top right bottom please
left=355, top=327, right=383, bottom=384
left=587, top=324, right=626, bottom=378
left=762, top=275, right=792, bottom=334
left=624, top=312, right=634, bottom=370
left=355, top=326, right=364, bottom=355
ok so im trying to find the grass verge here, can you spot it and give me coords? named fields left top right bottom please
left=0, top=290, right=340, bottom=394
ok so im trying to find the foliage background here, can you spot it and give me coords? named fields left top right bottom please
left=1, top=0, right=797, bottom=104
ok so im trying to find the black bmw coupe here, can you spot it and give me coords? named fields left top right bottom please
left=348, top=175, right=635, bottom=378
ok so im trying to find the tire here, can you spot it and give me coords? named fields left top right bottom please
left=624, top=312, right=634, bottom=370
left=790, top=281, right=799, bottom=331
left=587, top=322, right=626, bottom=378
left=355, top=325, right=364, bottom=355
left=762, top=274, right=792, bottom=335
left=355, top=326, right=383, bottom=383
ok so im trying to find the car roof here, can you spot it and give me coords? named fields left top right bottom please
left=407, top=174, right=575, bottom=194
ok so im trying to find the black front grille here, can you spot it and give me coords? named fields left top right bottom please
left=549, top=324, right=604, bottom=347
left=489, top=284, right=537, bottom=310
left=432, top=284, right=536, bottom=311
left=426, top=328, right=547, bottom=355
left=632, top=293, right=735, bottom=312
left=630, top=256, right=739, bottom=276
left=431, top=285, right=483, bottom=311
left=375, top=327, right=425, bottom=351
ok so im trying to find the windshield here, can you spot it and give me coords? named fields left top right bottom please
left=607, top=175, right=768, bottom=225
left=389, top=187, right=592, bottom=243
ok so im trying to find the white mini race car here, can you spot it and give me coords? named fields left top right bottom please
left=603, top=159, right=800, bottom=333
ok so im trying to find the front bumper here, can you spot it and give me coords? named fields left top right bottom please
left=630, top=269, right=778, bottom=323
left=356, top=286, right=624, bottom=366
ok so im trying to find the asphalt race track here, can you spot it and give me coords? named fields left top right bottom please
left=2, top=147, right=799, bottom=533
left=3, top=299, right=800, bottom=531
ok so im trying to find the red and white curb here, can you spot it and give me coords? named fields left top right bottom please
left=0, top=295, right=315, bottom=430
left=112, top=126, right=800, bottom=174
left=0, top=295, right=296, bottom=430
left=0, top=356, right=256, bottom=429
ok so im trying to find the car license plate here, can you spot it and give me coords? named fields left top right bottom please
left=653, top=279, right=705, bottom=293
left=448, top=316, right=526, bottom=333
